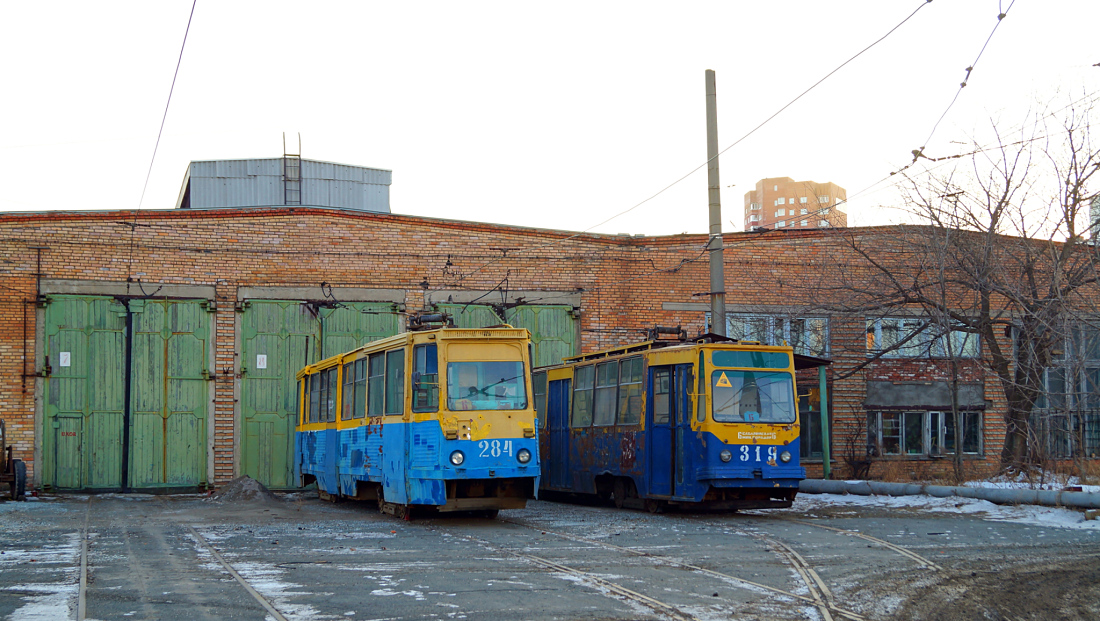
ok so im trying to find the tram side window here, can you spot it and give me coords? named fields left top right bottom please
left=593, top=361, right=618, bottom=426
left=318, top=370, right=330, bottom=423
left=533, top=372, right=548, bottom=427
left=653, top=369, right=672, bottom=425
left=412, top=344, right=439, bottom=412
left=617, top=357, right=643, bottom=425
left=325, top=367, right=338, bottom=423
left=385, top=349, right=406, bottom=415
left=309, top=373, right=322, bottom=423
left=368, top=353, right=385, bottom=416
left=572, top=365, right=595, bottom=427
left=341, top=361, right=355, bottom=421
left=353, top=359, right=367, bottom=419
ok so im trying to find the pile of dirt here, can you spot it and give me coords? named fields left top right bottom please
left=207, top=476, right=278, bottom=503
left=863, top=555, right=1100, bottom=620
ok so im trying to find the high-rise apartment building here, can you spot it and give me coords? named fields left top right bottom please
left=743, top=177, right=847, bottom=231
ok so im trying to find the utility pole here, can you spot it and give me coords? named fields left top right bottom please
left=706, top=69, right=726, bottom=336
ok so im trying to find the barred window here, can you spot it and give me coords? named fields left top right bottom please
left=868, top=410, right=981, bottom=457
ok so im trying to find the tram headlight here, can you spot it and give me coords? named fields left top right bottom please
left=517, top=448, right=532, bottom=464
left=450, top=450, right=465, bottom=466
left=719, top=449, right=733, bottom=463
left=779, top=451, right=792, bottom=463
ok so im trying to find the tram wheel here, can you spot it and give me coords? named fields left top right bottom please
left=645, top=499, right=666, bottom=514
left=481, top=509, right=499, bottom=519
left=613, top=479, right=627, bottom=509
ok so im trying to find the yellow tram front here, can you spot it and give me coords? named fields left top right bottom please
left=295, top=325, right=539, bottom=516
left=537, top=335, right=810, bottom=511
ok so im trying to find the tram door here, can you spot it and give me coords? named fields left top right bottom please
left=547, top=379, right=571, bottom=489
left=648, top=365, right=692, bottom=497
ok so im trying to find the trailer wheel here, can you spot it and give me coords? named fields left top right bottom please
left=10, top=459, right=26, bottom=501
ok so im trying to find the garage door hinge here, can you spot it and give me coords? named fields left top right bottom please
left=200, top=300, right=217, bottom=313
left=235, top=301, right=251, bottom=312
left=35, top=294, right=51, bottom=308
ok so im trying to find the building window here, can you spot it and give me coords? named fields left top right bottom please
left=819, top=220, right=829, bottom=227
left=776, top=220, right=785, bottom=228
left=725, top=314, right=829, bottom=357
left=778, top=197, right=786, bottom=205
left=818, top=195, right=830, bottom=203
left=800, top=220, right=808, bottom=226
left=868, top=410, right=981, bottom=457
left=1034, top=326, right=1100, bottom=458
left=800, top=208, right=808, bottom=215
left=799, top=389, right=828, bottom=460
left=800, top=196, right=808, bottom=204
left=866, top=318, right=980, bottom=359
left=774, top=184, right=778, bottom=191
left=776, top=208, right=786, bottom=216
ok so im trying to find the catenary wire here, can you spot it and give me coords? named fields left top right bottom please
left=455, top=0, right=936, bottom=284
left=126, top=0, right=198, bottom=284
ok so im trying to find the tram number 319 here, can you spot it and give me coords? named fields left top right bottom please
left=741, top=446, right=778, bottom=462
left=478, top=439, right=514, bottom=458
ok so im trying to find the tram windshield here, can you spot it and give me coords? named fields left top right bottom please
left=447, top=361, right=528, bottom=411
left=710, top=370, right=796, bottom=423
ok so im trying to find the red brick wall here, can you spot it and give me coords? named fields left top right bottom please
left=0, top=209, right=1052, bottom=486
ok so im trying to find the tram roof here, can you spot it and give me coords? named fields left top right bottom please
left=560, top=333, right=833, bottom=369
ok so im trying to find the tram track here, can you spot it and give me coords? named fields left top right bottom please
left=495, top=514, right=866, bottom=621
left=773, top=516, right=944, bottom=572
left=71, top=496, right=291, bottom=621
left=418, top=520, right=702, bottom=621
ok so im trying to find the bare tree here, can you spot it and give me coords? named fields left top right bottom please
left=797, top=97, right=1100, bottom=472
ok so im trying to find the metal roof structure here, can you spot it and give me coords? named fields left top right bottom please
left=175, top=157, right=391, bottom=213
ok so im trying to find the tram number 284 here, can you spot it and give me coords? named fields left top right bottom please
left=741, top=446, right=779, bottom=462
left=479, top=439, right=515, bottom=458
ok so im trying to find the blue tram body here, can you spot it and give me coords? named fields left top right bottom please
left=535, top=334, right=828, bottom=511
left=294, top=324, right=540, bottom=516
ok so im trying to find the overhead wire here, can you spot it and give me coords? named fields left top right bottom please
left=456, top=0, right=936, bottom=284
left=893, top=0, right=1017, bottom=178
left=126, top=0, right=198, bottom=288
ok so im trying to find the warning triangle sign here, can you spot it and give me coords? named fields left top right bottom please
left=715, top=372, right=732, bottom=388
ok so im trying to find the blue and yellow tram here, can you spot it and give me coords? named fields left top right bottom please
left=294, top=320, right=539, bottom=517
left=534, top=331, right=825, bottom=511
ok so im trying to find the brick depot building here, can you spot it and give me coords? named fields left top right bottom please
left=0, top=159, right=1048, bottom=492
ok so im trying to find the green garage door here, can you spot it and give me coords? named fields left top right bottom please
left=506, top=305, right=577, bottom=367
left=435, top=303, right=576, bottom=367
left=42, top=295, right=211, bottom=491
left=129, top=299, right=210, bottom=488
left=240, top=301, right=399, bottom=489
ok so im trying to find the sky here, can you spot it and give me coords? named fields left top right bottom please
left=1, top=1, right=1098, bottom=237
